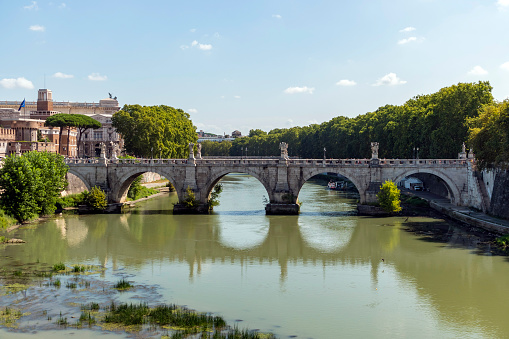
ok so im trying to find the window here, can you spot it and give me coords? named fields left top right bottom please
left=93, top=131, right=103, bottom=140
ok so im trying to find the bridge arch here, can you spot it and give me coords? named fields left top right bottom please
left=111, top=168, right=179, bottom=203
left=295, top=168, right=365, bottom=203
left=392, top=169, right=460, bottom=203
left=202, top=169, right=273, bottom=204
left=66, top=168, right=92, bottom=191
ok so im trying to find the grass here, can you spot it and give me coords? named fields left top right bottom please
left=401, top=194, right=429, bottom=207
left=0, top=209, right=17, bottom=230
left=114, top=278, right=132, bottom=290
left=126, top=186, right=159, bottom=201
left=56, top=193, right=85, bottom=209
left=53, top=262, right=66, bottom=271
left=104, top=302, right=227, bottom=332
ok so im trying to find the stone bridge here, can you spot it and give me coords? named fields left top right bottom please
left=65, top=144, right=472, bottom=214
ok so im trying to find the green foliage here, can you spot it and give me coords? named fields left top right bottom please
left=112, top=104, right=197, bottom=158
left=53, top=263, right=66, bottom=271
left=377, top=180, right=402, bottom=213
left=126, top=175, right=159, bottom=201
left=249, top=128, right=267, bottom=137
left=46, top=113, right=101, bottom=157
left=468, top=100, right=509, bottom=170
left=207, top=184, right=223, bottom=210
left=127, top=175, right=143, bottom=200
left=401, top=194, right=429, bottom=207
left=213, top=82, right=494, bottom=159
left=182, top=186, right=198, bottom=208
left=495, top=234, right=509, bottom=249
left=82, top=186, right=107, bottom=211
left=166, top=181, right=175, bottom=191
left=56, top=193, right=85, bottom=209
left=0, top=209, right=17, bottom=229
left=199, top=140, right=232, bottom=156
left=0, top=151, right=68, bottom=222
left=114, top=278, right=132, bottom=290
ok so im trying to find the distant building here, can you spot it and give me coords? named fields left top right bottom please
left=0, top=89, right=122, bottom=158
left=196, top=129, right=242, bottom=143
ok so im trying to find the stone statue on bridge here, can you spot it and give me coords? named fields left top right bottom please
left=111, top=142, right=119, bottom=159
left=99, top=142, right=106, bottom=159
left=15, top=142, right=21, bottom=156
left=196, top=143, right=202, bottom=159
left=280, top=142, right=289, bottom=160
left=30, top=142, right=37, bottom=151
left=371, top=142, right=379, bottom=160
left=188, top=143, right=195, bottom=159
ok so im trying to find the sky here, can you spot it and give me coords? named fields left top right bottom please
left=1, top=0, right=509, bottom=136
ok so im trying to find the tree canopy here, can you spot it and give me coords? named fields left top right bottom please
left=112, top=105, right=197, bottom=158
left=45, top=113, right=102, bottom=156
left=377, top=180, right=402, bottom=213
left=0, top=151, right=68, bottom=222
left=468, top=99, right=509, bottom=170
left=202, top=81, right=494, bottom=160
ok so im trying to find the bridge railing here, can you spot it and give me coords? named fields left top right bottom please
left=65, top=157, right=468, bottom=166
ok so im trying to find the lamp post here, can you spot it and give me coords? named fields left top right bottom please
left=151, top=147, right=153, bottom=159
left=241, top=147, right=243, bottom=158
left=246, top=147, right=248, bottom=158
left=159, top=148, right=161, bottom=159
left=416, top=147, right=420, bottom=160
left=323, top=147, right=326, bottom=160
left=413, top=147, right=416, bottom=159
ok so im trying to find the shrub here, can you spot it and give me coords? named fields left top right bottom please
left=207, top=184, right=223, bottom=210
left=83, top=186, right=107, bottom=211
left=377, top=180, right=402, bottom=213
left=182, top=186, right=198, bottom=208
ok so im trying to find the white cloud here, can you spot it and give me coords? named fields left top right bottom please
left=500, top=61, right=509, bottom=71
left=399, top=26, right=416, bottom=33
left=336, top=79, right=356, bottom=86
left=307, top=119, right=319, bottom=125
left=88, top=73, right=107, bottom=81
left=0, top=77, right=34, bottom=89
left=29, top=25, right=45, bottom=32
left=468, top=65, right=488, bottom=75
left=188, top=108, right=198, bottom=113
left=180, top=45, right=189, bottom=50
left=190, top=28, right=196, bottom=33
left=234, top=95, right=241, bottom=99
left=24, top=1, right=38, bottom=10
left=58, top=3, right=66, bottom=9
left=284, top=86, right=315, bottom=94
left=190, top=40, right=212, bottom=51
left=497, top=0, right=509, bottom=9
left=53, top=72, right=73, bottom=79
left=373, top=73, right=407, bottom=86
left=286, top=119, right=294, bottom=127
left=272, top=14, right=282, bottom=19
left=397, top=37, right=417, bottom=45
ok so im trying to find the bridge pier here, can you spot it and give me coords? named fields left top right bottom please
left=265, top=203, right=300, bottom=215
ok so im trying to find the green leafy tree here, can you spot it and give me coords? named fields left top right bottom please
left=112, top=105, right=197, bottom=158
left=468, top=100, right=509, bottom=170
left=207, top=183, right=223, bottom=210
left=46, top=113, right=102, bottom=157
left=182, top=186, right=198, bottom=208
left=377, top=180, right=402, bottom=213
left=0, top=151, right=68, bottom=222
left=127, top=175, right=143, bottom=200
left=83, top=186, right=107, bottom=211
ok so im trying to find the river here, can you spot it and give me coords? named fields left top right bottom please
left=1, top=174, right=509, bottom=338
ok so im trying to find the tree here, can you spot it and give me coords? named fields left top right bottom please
left=112, top=105, right=197, bottom=158
left=377, top=180, right=402, bottom=213
left=468, top=100, right=509, bottom=170
left=0, top=151, right=68, bottom=222
left=249, top=129, right=267, bottom=137
left=46, top=114, right=102, bottom=157
left=83, top=186, right=107, bottom=211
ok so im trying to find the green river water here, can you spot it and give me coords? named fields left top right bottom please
left=1, top=174, right=509, bottom=338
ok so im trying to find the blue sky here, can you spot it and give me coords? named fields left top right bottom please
left=1, top=0, right=509, bottom=135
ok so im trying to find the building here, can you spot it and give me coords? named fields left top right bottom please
left=0, top=89, right=122, bottom=158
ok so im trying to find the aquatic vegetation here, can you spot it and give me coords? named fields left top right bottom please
left=77, top=311, right=96, bottom=327
left=0, top=306, right=26, bottom=328
left=496, top=234, right=509, bottom=249
left=0, top=283, right=29, bottom=295
left=53, top=262, right=66, bottom=271
left=81, top=302, right=100, bottom=311
left=114, top=278, right=132, bottom=290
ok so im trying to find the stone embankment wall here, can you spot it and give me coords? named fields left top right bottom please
left=490, top=170, right=509, bottom=220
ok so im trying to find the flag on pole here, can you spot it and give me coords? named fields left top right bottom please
left=18, top=99, right=25, bottom=111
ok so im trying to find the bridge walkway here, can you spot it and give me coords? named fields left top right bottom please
left=402, top=189, right=509, bottom=234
